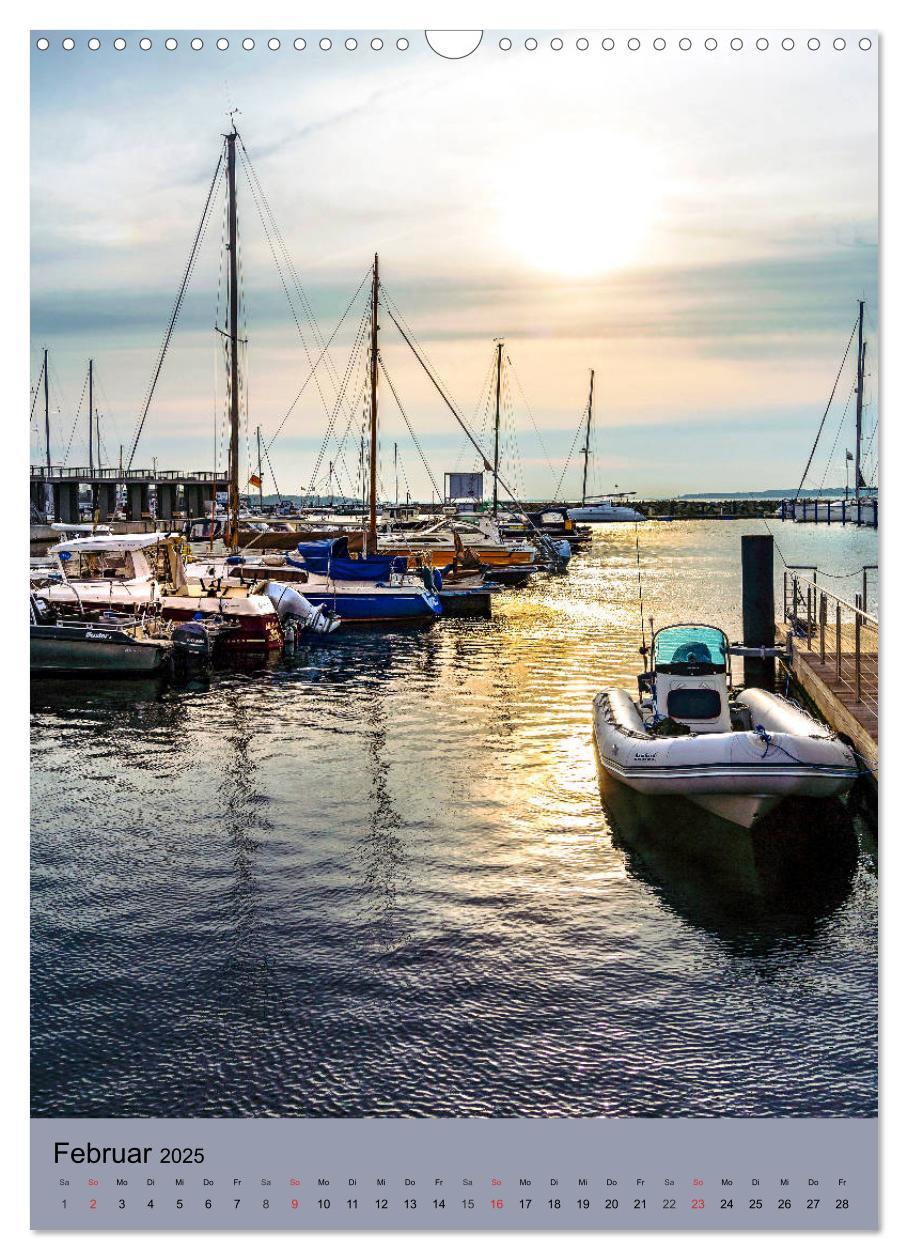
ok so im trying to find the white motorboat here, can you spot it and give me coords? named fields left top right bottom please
left=592, top=623, right=860, bottom=829
left=568, top=500, right=645, bottom=523
left=32, top=532, right=285, bottom=653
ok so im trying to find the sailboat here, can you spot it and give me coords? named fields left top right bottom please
left=567, top=370, right=644, bottom=523
left=785, top=300, right=878, bottom=526
left=186, top=252, right=443, bottom=624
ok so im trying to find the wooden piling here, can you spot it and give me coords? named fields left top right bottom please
left=741, top=535, right=775, bottom=689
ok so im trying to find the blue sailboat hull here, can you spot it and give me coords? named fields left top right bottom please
left=303, top=588, right=442, bottom=622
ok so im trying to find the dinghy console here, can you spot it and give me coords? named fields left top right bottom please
left=640, top=625, right=733, bottom=734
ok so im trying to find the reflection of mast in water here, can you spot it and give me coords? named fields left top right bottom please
left=357, top=689, right=407, bottom=940
left=595, top=760, right=860, bottom=967
left=217, top=689, right=281, bottom=1020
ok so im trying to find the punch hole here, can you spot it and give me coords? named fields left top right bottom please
left=139, top=38, right=152, bottom=51
left=62, top=37, right=75, bottom=50
left=526, top=38, right=538, bottom=50
left=243, top=38, right=255, bottom=50
left=268, top=38, right=281, bottom=51
left=88, top=37, right=101, bottom=51
left=602, top=38, right=614, bottom=50
left=576, top=38, right=589, bottom=51
left=36, top=37, right=49, bottom=50
left=705, top=37, right=718, bottom=51
left=370, top=38, right=382, bottom=50
left=627, top=38, right=640, bottom=51
left=808, top=38, right=821, bottom=50
left=217, top=38, right=229, bottom=51
left=165, top=38, right=178, bottom=51
left=295, top=38, right=307, bottom=50
left=833, top=38, right=846, bottom=50
left=397, top=38, right=409, bottom=50
left=782, top=38, right=795, bottom=50
left=499, top=38, right=512, bottom=50
left=345, top=38, right=357, bottom=50
left=859, top=37, right=872, bottom=50
left=551, top=37, right=563, bottom=50
left=653, top=38, right=666, bottom=50
left=319, top=38, right=332, bottom=50
left=730, top=38, right=743, bottom=51
left=679, top=38, right=692, bottom=50
left=756, top=38, right=769, bottom=50
left=191, top=38, right=203, bottom=51
left=424, top=31, right=481, bottom=58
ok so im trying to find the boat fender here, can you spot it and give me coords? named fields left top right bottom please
left=433, top=568, right=444, bottom=591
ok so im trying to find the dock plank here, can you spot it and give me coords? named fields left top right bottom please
left=784, top=638, right=878, bottom=775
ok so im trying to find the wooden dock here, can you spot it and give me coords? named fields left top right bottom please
left=778, top=573, right=878, bottom=778
left=785, top=639, right=878, bottom=777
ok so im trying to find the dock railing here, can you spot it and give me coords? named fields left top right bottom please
left=782, top=567, right=878, bottom=717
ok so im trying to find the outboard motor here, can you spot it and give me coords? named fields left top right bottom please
left=170, top=620, right=213, bottom=680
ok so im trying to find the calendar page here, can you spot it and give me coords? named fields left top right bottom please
left=28, top=22, right=879, bottom=1233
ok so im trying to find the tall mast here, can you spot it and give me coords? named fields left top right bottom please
left=854, top=298, right=865, bottom=503
left=492, top=340, right=503, bottom=515
left=88, top=358, right=94, bottom=473
left=256, top=424, right=264, bottom=511
left=367, top=252, right=379, bottom=554
left=581, top=369, right=594, bottom=504
left=43, top=348, right=50, bottom=472
left=394, top=441, right=399, bottom=506
left=225, top=126, right=241, bottom=549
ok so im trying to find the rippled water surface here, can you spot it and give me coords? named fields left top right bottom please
left=31, top=521, right=878, bottom=1118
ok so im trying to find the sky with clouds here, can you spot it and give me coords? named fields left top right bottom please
left=30, top=31, right=878, bottom=499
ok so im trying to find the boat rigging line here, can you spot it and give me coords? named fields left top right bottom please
left=303, top=292, right=372, bottom=501
left=126, top=148, right=224, bottom=471
left=380, top=287, right=563, bottom=565
left=30, top=358, right=45, bottom=430
left=553, top=394, right=593, bottom=501
left=239, top=138, right=344, bottom=396
left=266, top=267, right=372, bottom=454
left=815, top=370, right=858, bottom=493
left=379, top=357, right=444, bottom=502
left=634, top=524, right=647, bottom=657
left=61, top=363, right=91, bottom=466
left=793, top=313, right=858, bottom=500
left=506, top=352, right=557, bottom=486
left=238, top=144, right=339, bottom=433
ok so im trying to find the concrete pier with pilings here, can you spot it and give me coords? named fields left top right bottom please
left=29, top=465, right=229, bottom=523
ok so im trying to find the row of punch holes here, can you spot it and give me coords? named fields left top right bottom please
left=35, top=34, right=874, bottom=54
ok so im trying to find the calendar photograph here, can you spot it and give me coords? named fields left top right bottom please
left=29, top=27, right=878, bottom=1209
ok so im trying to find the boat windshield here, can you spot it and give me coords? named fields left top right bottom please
left=59, top=549, right=137, bottom=581
left=653, top=625, right=728, bottom=670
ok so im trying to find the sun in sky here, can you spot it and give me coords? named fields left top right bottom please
left=495, top=136, right=662, bottom=277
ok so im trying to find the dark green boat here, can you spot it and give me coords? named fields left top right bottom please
left=30, top=598, right=172, bottom=677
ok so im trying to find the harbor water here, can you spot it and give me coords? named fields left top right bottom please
left=31, top=521, right=878, bottom=1118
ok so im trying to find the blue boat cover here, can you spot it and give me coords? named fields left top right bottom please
left=294, top=537, right=400, bottom=582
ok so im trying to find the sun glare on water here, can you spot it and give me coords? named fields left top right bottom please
left=497, top=139, right=661, bottom=277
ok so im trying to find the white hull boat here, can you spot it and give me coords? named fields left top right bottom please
left=568, top=501, right=644, bottom=523
left=593, top=624, right=859, bottom=829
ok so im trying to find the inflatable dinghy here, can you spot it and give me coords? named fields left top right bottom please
left=593, top=623, right=859, bottom=828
